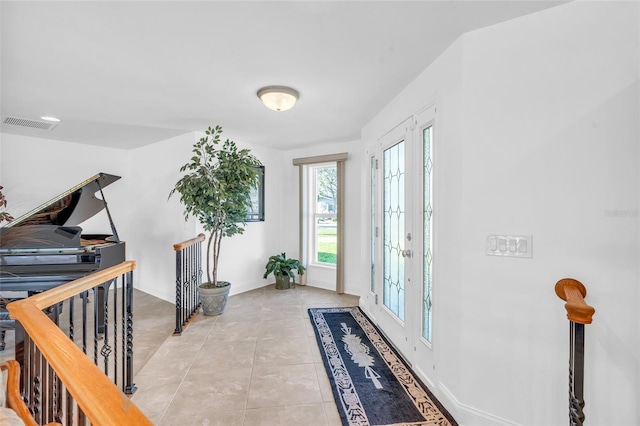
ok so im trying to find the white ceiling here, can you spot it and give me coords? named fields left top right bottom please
left=1, top=1, right=567, bottom=150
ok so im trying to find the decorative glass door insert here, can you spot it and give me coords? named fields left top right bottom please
left=423, top=125, right=433, bottom=342
left=383, top=141, right=405, bottom=321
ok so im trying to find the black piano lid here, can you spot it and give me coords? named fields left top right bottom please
left=5, top=173, right=121, bottom=229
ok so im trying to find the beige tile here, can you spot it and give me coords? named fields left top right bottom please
left=248, top=364, right=323, bottom=409
left=258, top=318, right=309, bottom=340
left=208, top=321, right=261, bottom=342
left=243, top=403, right=327, bottom=426
left=323, top=401, right=343, bottom=426
left=308, top=335, right=323, bottom=363
left=159, top=409, right=245, bottom=426
left=261, top=304, right=304, bottom=320
left=306, top=320, right=318, bottom=337
left=131, top=373, right=183, bottom=422
left=192, top=339, right=256, bottom=371
left=261, top=288, right=303, bottom=306
left=314, top=362, right=335, bottom=403
left=226, top=289, right=265, bottom=308
left=188, top=311, right=220, bottom=328
left=135, top=341, right=198, bottom=377
left=254, top=336, right=313, bottom=366
left=215, top=304, right=265, bottom=323
left=177, top=316, right=219, bottom=340
left=165, top=367, right=252, bottom=414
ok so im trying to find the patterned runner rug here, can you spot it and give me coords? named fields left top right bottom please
left=308, top=306, right=457, bottom=426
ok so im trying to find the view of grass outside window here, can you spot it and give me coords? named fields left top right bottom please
left=312, top=165, right=337, bottom=265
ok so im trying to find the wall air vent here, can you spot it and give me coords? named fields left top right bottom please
left=2, top=116, right=59, bottom=130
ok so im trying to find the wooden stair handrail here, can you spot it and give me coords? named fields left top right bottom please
left=7, top=261, right=153, bottom=425
left=22, top=260, right=137, bottom=309
left=173, top=233, right=206, bottom=251
left=0, top=360, right=60, bottom=426
left=555, top=278, right=595, bottom=324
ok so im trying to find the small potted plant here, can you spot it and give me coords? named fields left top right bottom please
left=263, top=252, right=306, bottom=290
left=170, top=125, right=262, bottom=315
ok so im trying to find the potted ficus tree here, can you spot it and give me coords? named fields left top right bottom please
left=170, top=125, right=261, bottom=315
left=263, top=252, right=305, bottom=290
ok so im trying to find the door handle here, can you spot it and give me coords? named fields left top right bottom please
left=402, top=249, right=412, bottom=258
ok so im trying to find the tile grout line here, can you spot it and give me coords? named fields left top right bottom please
left=155, top=314, right=219, bottom=425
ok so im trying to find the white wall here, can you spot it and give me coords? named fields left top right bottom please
left=361, top=1, right=639, bottom=425
left=128, top=130, right=284, bottom=301
left=0, top=133, right=130, bottom=235
left=281, top=140, right=364, bottom=296
left=126, top=132, right=198, bottom=302
left=0, top=130, right=283, bottom=303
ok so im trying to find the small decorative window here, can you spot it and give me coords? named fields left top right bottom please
left=246, top=166, right=265, bottom=222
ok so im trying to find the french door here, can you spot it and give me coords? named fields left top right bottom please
left=369, top=105, right=437, bottom=389
left=375, top=118, right=413, bottom=358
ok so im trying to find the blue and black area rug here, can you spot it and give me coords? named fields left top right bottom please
left=309, top=306, right=457, bottom=426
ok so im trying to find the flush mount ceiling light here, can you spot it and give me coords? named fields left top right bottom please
left=257, top=86, right=299, bottom=112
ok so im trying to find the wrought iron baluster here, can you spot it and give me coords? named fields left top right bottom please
left=6, top=261, right=144, bottom=424
left=113, top=276, right=119, bottom=388
left=33, top=343, right=42, bottom=424
left=82, top=291, right=88, bottom=355
left=173, top=234, right=204, bottom=335
left=121, top=274, right=127, bottom=393
left=175, top=248, right=183, bottom=334
left=101, top=283, right=111, bottom=376
left=555, top=278, right=595, bottom=426
left=125, top=270, right=136, bottom=395
left=93, top=289, right=99, bottom=365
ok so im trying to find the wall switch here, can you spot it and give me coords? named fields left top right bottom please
left=488, top=236, right=498, bottom=251
left=486, top=234, right=532, bottom=258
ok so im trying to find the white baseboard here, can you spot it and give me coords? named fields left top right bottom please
left=304, top=280, right=336, bottom=292
left=356, top=299, right=519, bottom=426
left=228, top=280, right=268, bottom=296
left=437, top=384, right=521, bottom=426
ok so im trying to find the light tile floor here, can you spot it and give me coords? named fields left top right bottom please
left=0, top=288, right=176, bottom=374
left=132, top=284, right=359, bottom=426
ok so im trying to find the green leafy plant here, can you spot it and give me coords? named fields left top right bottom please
left=170, top=125, right=262, bottom=287
left=263, top=252, right=306, bottom=282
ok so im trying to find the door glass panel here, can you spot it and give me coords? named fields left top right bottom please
left=370, top=156, right=376, bottom=293
left=423, top=126, right=433, bottom=341
left=383, top=141, right=405, bottom=321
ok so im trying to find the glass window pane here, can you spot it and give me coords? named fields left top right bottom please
left=316, top=217, right=337, bottom=264
left=315, top=166, right=337, bottom=214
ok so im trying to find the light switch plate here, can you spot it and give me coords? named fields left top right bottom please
left=486, top=234, right=532, bottom=258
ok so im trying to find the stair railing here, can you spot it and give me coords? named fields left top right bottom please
left=7, top=261, right=152, bottom=425
left=555, top=278, right=596, bottom=426
left=173, top=233, right=205, bottom=335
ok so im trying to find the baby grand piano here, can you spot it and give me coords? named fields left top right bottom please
left=0, top=172, right=125, bottom=350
